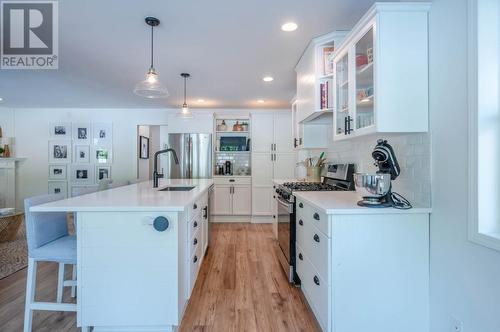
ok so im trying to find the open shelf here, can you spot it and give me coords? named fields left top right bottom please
left=215, top=151, right=250, bottom=154
left=216, top=131, right=249, bottom=134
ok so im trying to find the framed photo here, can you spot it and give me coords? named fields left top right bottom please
left=48, top=181, right=68, bottom=197
left=49, top=140, right=71, bottom=163
left=96, top=165, right=111, bottom=182
left=94, top=146, right=112, bottom=164
left=70, top=164, right=94, bottom=184
left=73, top=123, right=91, bottom=144
left=74, top=145, right=90, bottom=163
left=49, top=164, right=67, bottom=180
left=49, top=122, right=72, bottom=139
left=93, top=122, right=113, bottom=146
left=139, top=136, right=149, bottom=159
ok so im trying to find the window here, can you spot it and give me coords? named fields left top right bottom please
left=468, top=0, right=500, bottom=250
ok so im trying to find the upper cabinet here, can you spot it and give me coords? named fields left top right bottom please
left=333, top=3, right=430, bottom=140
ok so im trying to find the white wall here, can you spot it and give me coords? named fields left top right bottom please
left=137, top=125, right=151, bottom=181
left=429, top=0, right=500, bottom=331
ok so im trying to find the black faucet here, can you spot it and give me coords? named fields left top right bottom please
left=153, top=149, right=179, bottom=188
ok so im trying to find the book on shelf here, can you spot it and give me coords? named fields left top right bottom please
left=323, top=46, right=335, bottom=75
left=320, top=81, right=333, bottom=110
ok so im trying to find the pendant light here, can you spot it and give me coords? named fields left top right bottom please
left=177, top=73, right=193, bottom=118
left=133, top=17, right=169, bottom=99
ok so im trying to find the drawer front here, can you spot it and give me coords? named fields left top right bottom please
left=189, top=214, right=201, bottom=240
left=296, top=242, right=329, bottom=331
left=187, top=198, right=202, bottom=221
left=189, top=241, right=202, bottom=295
left=189, top=226, right=201, bottom=258
left=296, top=214, right=330, bottom=281
left=213, top=176, right=252, bottom=185
left=296, top=198, right=329, bottom=237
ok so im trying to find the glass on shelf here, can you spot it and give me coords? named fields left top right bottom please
left=335, top=53, right=350, bottom=136
left=355, top=27, right=375, bottom=130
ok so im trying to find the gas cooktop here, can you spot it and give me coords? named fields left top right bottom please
left=282, top=182, right=337, bottom=191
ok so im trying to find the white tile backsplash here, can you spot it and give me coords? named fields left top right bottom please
left=299, top=132, right=431, bottom=207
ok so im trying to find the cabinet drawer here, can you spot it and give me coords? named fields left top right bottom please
left=189, top=241, right=202, bottom=295
left=296, top=198, right=329, bottom=237
left=296, top=215, right=330, bottom=281
left=296, top=242, right=329, bottom=331
left=187, top=198, right=202, bottom=221
left=213, top=176, right=252, bottom=185
left=189, top=227, right=201, bottom=259
left=189, top=214, right=201, bottom=240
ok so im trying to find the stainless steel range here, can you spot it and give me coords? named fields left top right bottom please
left=274, top=163, right=355, bottom=284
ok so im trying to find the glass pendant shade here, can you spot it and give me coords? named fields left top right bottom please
left=134, top=68, right=169, bottom=98
left=176, top=102, right=193, bottom=118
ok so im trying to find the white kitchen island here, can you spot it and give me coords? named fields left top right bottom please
left=31, top=179, right=213, bottom=332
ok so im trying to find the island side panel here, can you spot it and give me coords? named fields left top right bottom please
left=77, top=211, right=181, bottom=330
left=331, top=213, right=430, bottom=332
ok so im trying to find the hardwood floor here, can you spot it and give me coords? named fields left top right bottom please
left=0, top=223, right=319, bottom=332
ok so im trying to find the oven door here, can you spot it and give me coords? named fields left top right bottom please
left=276, top=195, right=295, bottom=283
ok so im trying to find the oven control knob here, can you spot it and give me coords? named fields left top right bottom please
left=283, top=193, right=290, bottom=200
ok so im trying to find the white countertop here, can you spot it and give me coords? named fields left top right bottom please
left=272, top=178, right=306, bottom=185
left=31, top=178, right=214, bottom=212
left=293, top=191, right=431, bottom=215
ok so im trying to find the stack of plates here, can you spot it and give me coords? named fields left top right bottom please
left=0, top=208, right=15, bottom=216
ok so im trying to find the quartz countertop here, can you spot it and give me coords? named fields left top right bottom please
left=30, top=178, right=214, bottom=212
left=293, top=191, right=431, bottom=215
left=272, top=178, right=306, bottom=185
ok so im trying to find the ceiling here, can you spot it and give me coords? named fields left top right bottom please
left=0, top=0, right=392, bottom=109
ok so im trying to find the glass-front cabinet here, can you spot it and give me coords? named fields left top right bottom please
left=354, top=27, right=374, bottom=131
left=334, top=51, right=352, bottom=138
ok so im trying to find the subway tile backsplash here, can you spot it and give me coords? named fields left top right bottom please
left=214, top=152, right=251, bottom=176
left=299, top=132, right=431, bottom=207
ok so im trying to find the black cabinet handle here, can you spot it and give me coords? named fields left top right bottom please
left=313, top=234, right=320, bottom=242
left=298, top=203, right=303, bottom=208
left=203, top=206, right=208, bottom=219
left=298, top=253, right=303, bottom=260
left=313, top=276, right=320, bottom=286
left=193, top=221, right=198, bottom=228
left=313, top=213, right=320, bottom=220
left=153, top=216, right=169, bottom=232
left=193, top=255, right=198, bottom=263
left=229, top=179, right=235, bottom=182
left=193, top=203, right=198, bottom=209
left=193, top=238, right=198, bottom=245
left=298, top=219, right=304, bottom=226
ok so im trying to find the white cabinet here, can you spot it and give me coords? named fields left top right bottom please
left=251, top=112, right=296, bottom=217
left=333, top=3, right=430, bottom=140
left=212, top=177, right=251, bottom=216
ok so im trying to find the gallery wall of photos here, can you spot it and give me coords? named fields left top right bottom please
left=47, top=122, right=113, bottom=197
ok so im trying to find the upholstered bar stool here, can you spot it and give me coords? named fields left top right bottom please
left=23, top=194, right=77, bottom=332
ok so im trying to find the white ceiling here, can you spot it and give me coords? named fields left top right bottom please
left=0, top=0, right=393, bottom=109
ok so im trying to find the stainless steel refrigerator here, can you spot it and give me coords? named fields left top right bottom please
left=164, top=133, right=212, bottom=179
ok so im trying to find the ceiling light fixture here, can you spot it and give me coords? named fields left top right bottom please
left=257, top=99, right=265, bottom=104
left=263, top=76, right=274, bottom=82
left=281, top=22, right=298, bottom=32
left=177, top=73, right=193, bottom=119
left=197, top=99, right=205, bottom=103
left=0, top=97, right=3, bottom=102
left=133, top=17, right=169, bottom=99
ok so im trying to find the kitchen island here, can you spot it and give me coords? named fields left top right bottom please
left=31, top=179, right=213, bottom=332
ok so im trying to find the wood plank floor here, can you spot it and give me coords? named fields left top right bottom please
left=0, top=223, right=319, bottom=332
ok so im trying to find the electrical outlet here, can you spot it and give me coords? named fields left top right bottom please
left=451, top=316, right=463, bottom=332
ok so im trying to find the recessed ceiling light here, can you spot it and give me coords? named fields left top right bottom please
left=263, top=76, right=274, bottom=82
left=197, top=99, right=205, bottom=103
left=257, top=99, right=265, bottom=104
left=281, top=22, right=298, bottom=32
left=0, top=97, right=3, bottom=102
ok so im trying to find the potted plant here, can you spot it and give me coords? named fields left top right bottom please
left=0, top=147, right=4, bottom=157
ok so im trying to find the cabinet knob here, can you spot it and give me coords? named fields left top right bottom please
left=313, top=275, right=320, bottom=286
left=193, top=238, right=198, bottom=245
left=299, top=203, right=304, bottom=208
left=153, top=216, right=169, bottom=232
left=193, top=203, right=198, bottom=209
left=193, top=221, right=198, bottom=228
left=193, top=255, right=198, bottom=263
left=313, top=213, right=320, bottom=220
left=298, top=219, right=304, bottom=226
left=313, top=234, right=320, bottom=243
left=298, top=253, right=303, bottom=260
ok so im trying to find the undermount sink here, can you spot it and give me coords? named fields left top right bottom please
left=158, top=186, right=196, bottom=192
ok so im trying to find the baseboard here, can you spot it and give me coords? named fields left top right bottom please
left=251, top=216, right=273, bottom=224
left=210, top=215, right=251, bottom=223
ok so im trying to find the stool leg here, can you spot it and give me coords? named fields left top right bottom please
left=23, top=258, right=37, bottom=332
left=71, top=264, right=76, bottom=298
left=57, top=263, right=64, bottom=303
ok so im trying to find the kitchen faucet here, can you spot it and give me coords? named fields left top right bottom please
left=153, top=148, right=179, bottom=188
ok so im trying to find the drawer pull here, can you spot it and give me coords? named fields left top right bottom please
left=298, top=219, right=304, bottom=226
left=193, top=238, right=198, bottom=245
left=193, top=203, right=198, bottom=209
left=153, top=216, right=169, bottom=232
left=298, top=253, right=303, bottom=260
left=193, top=221, right=198, bottom=228
left=193, top=255, right=198, bottom=263
left=229, top=179, right=235, bottom=182
left=313, top=275, right=320, bottom=286
left=313, top=213, right=320, bottom=220
left=298, top=202, right=304, bottom=208
left=313, top=234, right=320, bottom=242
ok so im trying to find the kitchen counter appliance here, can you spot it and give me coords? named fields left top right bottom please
left=164, top=133, right=212, bottom=179
left=274, top=163, right=355, bottom=284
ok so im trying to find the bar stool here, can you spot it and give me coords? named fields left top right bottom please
left=23, top=194, right=77, bottom=332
